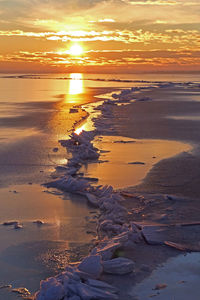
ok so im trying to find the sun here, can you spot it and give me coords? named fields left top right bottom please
left=69, top=44, right=83, bottom=56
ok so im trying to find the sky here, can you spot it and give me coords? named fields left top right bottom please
left=0, top=0, right=200, bottom=73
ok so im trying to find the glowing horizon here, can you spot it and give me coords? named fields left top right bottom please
left=0, top=0, right=200, bottom=73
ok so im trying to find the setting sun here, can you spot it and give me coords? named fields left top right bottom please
left=69, top=44, right=83, bottom=56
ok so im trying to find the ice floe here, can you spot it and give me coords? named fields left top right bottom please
left=33, top=220, right=44, bottom=225
left=12, top=287, right=31, bottom=297
left=2, top=221, right=23, bottom=229
left=128, top=161, right=145, bottom=165
left=0, top=285, right=12, bottom=289
left=14, top=223, right=23, bottom=229
left=78, top=255, right=103, bottom=279
left=91, top=241, right=122, bottom=261
left=113, top=140, right=135, bottom=144
left=3, top=221, right=19, bottom=226
left=70, top=108, right=79, bottom=113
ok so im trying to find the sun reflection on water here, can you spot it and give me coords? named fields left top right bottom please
left=74, top=123, right=87, bottom=135
left=69, top=73, right=83, bottom=95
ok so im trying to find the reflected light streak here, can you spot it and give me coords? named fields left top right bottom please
left=74, top=123, right=87, bottom=135
left=69, top=73, right=83, bottom=95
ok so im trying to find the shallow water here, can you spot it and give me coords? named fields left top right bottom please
left=0, top=184, right=96, bottom=298
left=0, top=75, right=106, bottom=297
left=0, top=75, right=115, bottom=187
left=81, top=136, right=192, bottom=189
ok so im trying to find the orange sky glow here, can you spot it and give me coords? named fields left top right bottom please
left=0, top=0, right=200, bottom=73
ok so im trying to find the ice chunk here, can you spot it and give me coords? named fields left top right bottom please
left=0, top=285, right=12, bottom=289
left=14, top=223, right=23, bottom=229
left=128, top=161, right=145, bottom=165
left=91, top=242, right=121, bottom=261
left=76, top=282, right=118, bottom=300
left=3, top=221, right=18, bottom=226
left=78, top=255, right=103, bottom=279
left=12, top=287, right=30, bottom=296
left=45, top=176, right=89, bottom=193
left=102, top=257, right=135, bottom=275
left=85, top=193, right=99, bottom=207
left=33, top=220, right=44, bottom=225
left=3, top=220, right=23, bottom=229
left=70, top=108, right=78, bottom=113
left=86, top=279, right=118, bottom=293
left=35, top=277, right=65, bottom=300
left=68, top=296, right=81, bottom=300
left=137, top=97, right=152, bottom=102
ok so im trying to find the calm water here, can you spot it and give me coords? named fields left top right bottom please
left=1, top=72, right=198, bottom=187
left=82, top=136, right=191, bottom=189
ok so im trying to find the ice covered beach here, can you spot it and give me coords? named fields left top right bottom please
left=1, top=74, right=200, bottom=300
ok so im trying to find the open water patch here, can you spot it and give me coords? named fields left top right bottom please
left=81, top=136, right=192, bottom=189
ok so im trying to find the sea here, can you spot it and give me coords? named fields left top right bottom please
left=0, top=72, right=199, bottom=299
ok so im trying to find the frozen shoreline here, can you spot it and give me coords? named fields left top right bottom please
left=33, top=81, right=200, bottom=300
